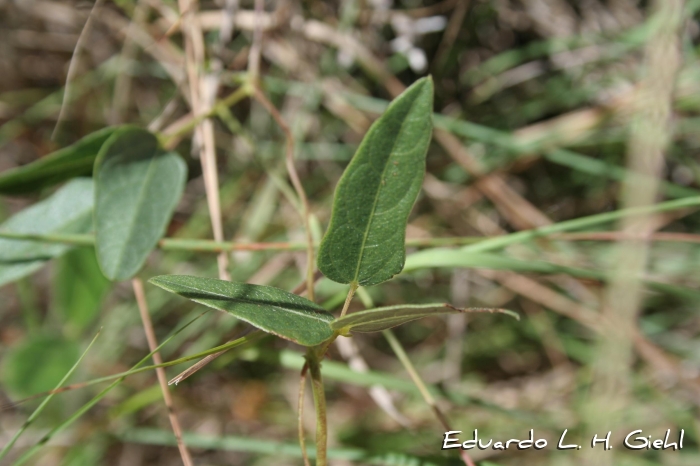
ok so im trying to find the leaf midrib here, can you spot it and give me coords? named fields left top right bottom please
left=159, top=281, right=332, bottom=324
left=351, top=93, right=422, bottom=284
left=110, top=153, right=159, bottom=275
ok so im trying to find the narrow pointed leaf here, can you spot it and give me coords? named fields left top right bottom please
left=331, top=303, right=519, bottom=334
left=94, top=127, right=186, bottom=281
left=0, top=127, right=119, bottom=195
left=149, top=275, right=335, bottom=346
left=0, top=178, right=94, bottom=286
left=318, top=77, right=434, bottom=287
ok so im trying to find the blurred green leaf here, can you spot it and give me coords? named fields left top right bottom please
left=0, top=331, right=100, bottom=462
left=119, top=427, right=447, bottom=465
left=0, top=178, right=94, bottom=286
left=1, top=335, right=80, bottom=397
left=404, top=250, right=602, bottom=279
left=332, top=303, right=518, bottom=334
left=94, top=127, right=186, bottom=281
left=318, top=77, right=434, bottom=287
left=0, top=127, right=118, bottom=195
left=54, top=248, right=111, bottom=333
left=149, top=275, right=335, bottom=346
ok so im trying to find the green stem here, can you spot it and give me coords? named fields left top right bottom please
left=6, top=330, right=265, bottom=408
left=298, top=363, right=311, bottom=466
left=382, top=329, right=477, bottom=466
left=382, top=329, right=438, bottom=417
left=306, top=347, right=327, bottom=466
left=160, top=85, right=252, bottom=148
left=2, top=194, right=698, bottom=255
left=339, top=283, right=358, bottom=318
left=0, top=231, right=485, bottom=251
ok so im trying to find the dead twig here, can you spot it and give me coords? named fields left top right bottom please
left=132, top=278, right=193, bottom=466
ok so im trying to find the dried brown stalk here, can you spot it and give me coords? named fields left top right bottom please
left=132, top=278, right=193, bottom=466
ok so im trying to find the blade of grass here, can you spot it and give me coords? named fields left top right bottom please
left=0, top=330, right=101, bottom=461
left=118, top=427, right=447, bottom=465
left=383, top=328, right=475, bottom=466
left=544, top=148, right=698, bottom=199
left=408, top=196, right=700, bottom=260
left=2, top=329, right=266, bottom=412
left=356, top=288, right=477, bottom=466
left=7, top=314, right=260, bottom=464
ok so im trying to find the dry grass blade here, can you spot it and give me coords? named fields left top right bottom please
left=174, top=0, right=231, bottom=282
left=52, top=0, right=104, bottom=139
left=251, top=87, right=317, bottom=301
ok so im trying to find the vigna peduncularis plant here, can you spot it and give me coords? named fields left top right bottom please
left=148, top=77, right=516, bottom=465
left=0, top=77, right=517, bottom=466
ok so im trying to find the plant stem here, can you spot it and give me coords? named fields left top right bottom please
left=3, top=216, right=700, bottom=255
left=251, top=86, right=317, bottom=302
left=306, top=347, right=327, bottom=466
left=339, top=283, right=358, bottom=318
left=132, top=278, right=193, bottom=466
left=298, top=363, right=311, bottom=466
left=2, top=196, right=698, bottom=253
left=161, top=85, right=251, bottom=149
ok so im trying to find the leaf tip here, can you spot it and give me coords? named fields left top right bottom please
left=147, top=275, right=169, bottom=289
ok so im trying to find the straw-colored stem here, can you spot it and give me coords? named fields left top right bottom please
left=252, top=86, right=317, bottom=302
left=132, top=278, right=193, bottom=466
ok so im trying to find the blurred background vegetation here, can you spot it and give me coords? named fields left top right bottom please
left=1, top=0, right=700, bottom=465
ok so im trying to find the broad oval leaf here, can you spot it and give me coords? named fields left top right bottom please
left=0, top=178, right=94, bottom=287
left=331, top=303, right=519, bottom=334
left=149, top=275, right=335, bottom=346
left=0, top=127, right=119, bottom=195
left=318, top=77, right=434, bottom=287
left=94, top=127, right=186, bottom=281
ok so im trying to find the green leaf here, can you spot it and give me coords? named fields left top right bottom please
left=94, top=127, right=186, bottom=281
left=318, top=77, right=434, bottom=287
left=0, top=127, right=119, bottom=195
left=0, top=331, right=100, bottom=462
left=331, top=303, right=519, bottom=334
left=54, top=248, right=111, bottom=333
left=1, top=334, right=80, bottom=397
left=0, top=178, right=94, bottom=286
left=149, top=275, right=335, bottom=346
